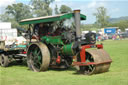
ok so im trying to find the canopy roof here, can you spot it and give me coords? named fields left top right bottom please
left=19, top=13, right=86, bottom=25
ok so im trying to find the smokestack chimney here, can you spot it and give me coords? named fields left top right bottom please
left=74, top=10, right=81, bottom=41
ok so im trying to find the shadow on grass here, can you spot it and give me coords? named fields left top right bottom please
left=8, top=60, right=27, bottom=67
left=47, top=66, right=88, bottom=75
left=6, top=61, right=78, bottom=72
left=4, top=62, right=82, bottom=75
left=48, top=66, right=76, bottom=71
left=72, top=70, right=110, bottom=75
left=3, top=61, right=109, bottom=75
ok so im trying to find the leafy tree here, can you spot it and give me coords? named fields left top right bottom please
left=6, top=3, right=32, bottom=22
left=0, top=13, right=12, bottom=22
left=93, top=7, right=110, bottom=28
left=107, top=20, right=128, bottom=31
left=55, top=4, right=59, bottom=14
left=60, top=5, right=72, bottom=13
left=30, top=0, right=54, bottom=17
left=0, top=3, right=32, bottom=29
left=80, top=24, right=99, bottom=31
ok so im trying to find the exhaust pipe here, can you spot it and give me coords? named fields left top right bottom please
left=74, top=10, right=81, bottom=42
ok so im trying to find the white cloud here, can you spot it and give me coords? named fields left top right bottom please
left=87, top=0, right=106, bottom=9
left=0, top=0, right=16, bottom=14
left=109, top=8, right=120, bottom=17
left=99, top=2, right=105, bottom=7
left=0, top=0, right=15, bottom=8
left=87, top=0, right=97, bottom=8
left=55, top=0, right=61, bottom=2
left=114, top=8, right=120, bottom=12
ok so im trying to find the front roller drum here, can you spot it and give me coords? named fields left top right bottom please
left=27, top=42, right=50, bottom=72
left=75, top=49, right=112, bottom=75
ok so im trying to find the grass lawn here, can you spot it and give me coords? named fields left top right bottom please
left=0, top=39, right=128, bottom=85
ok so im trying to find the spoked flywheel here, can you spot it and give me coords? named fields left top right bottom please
left=27, top=42, right=50, bottom=72
left=76, top=49, right=112, bottom=75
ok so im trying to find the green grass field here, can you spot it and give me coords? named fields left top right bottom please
left=0, top=39, right=128, bottom=85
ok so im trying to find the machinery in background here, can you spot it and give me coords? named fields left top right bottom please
left=0, top=25, right=27, bottom=67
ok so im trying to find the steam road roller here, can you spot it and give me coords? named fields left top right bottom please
left=19, top=10, right=112, bottom=75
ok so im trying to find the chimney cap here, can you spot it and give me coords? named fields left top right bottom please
left=74, top=10, right=80, bottom=13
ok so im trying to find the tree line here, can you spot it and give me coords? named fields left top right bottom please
left=83, top=7, right=128, bottom=31
left=0, top=0, right=72, bottom=28
left=0, top=0, right=128, bottom=31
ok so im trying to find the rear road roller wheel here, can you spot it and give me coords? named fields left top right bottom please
left=0, top=54, right=9, bottom=67
left=27, top=42, right=50, bottom=72
left=76, top=49, right=112, bottom=75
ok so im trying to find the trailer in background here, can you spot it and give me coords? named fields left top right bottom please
left=0, top=23, right=27, bottom=67
left=104, top=28, right=116, bottom=34
left=125, top=28, right=128, bottom=33
left=0, top=22, right=11, bottom=29
left=100, top=27, right=119, bottom=35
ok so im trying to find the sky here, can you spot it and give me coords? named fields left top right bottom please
left=0, top=0, right=128, bottom=24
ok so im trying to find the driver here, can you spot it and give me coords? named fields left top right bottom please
left=38, top=23, right=49, bottom=37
